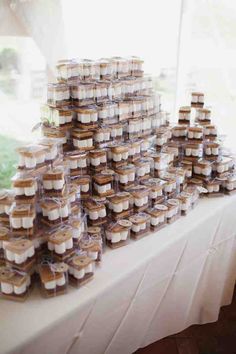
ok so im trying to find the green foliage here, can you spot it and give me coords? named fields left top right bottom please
left=0, top=48, right=19, bottom=73
left=0, top=135, right=21, bottom=189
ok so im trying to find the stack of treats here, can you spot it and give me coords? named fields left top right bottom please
left=0, top=56, right=235, bottom=301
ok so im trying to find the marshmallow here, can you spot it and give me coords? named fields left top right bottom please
left=134, top=198, right=143, bottom=207
left=78, top=159, right=87, bottom=168
left=25, top=157, right=37, bottom=168
left=87, top=139, right=93, bottom=148
left=194, top=132, right=202, bottom=139
left=89, top=211, right=98, bottom=220
left=137, top=167, right=145, bottom=177
left=188, top=131, right=194, bottom=139
left=88, top=251, right=98, bottom=260
left=111, top=232, right=121, bottom=243
left=91, top=158, right=100, bottom=166
left=164, top=184, right=172, bottom=193
left=57, top=275, right=66, bottom=286
left=140, top=222, right=146, bottom=230
left=226, top=182, right=234, bottom=191
left=192, top=149, right=199, bottom=157
left=65, top=238, right=73, bottom=249
left=78, top=140, right=87, bottom=148
left=99, top=208, right=106, bottom=218
left=14, top=283, right=27, bottom=295
left=18, top=155, right=25, bottom=167
left=60, top=205, right=69, bottom=218
left=185, top=148, right=192, bottom=156
left=73, top=139, right=79, bottom=148
left=6, top=250, right=15, bottom=261
left=74, top=268, right=85, bottom=279
left=55, top=242, right=66, bottom=254
left=72, top=227, right=82, bottom=239
left=194, top=166, right=201, bottom=174
left=159, top=214, right=165, bottom=223
left=202, top=167, right=211, bottom=176
left=120, top=175, right=128, bottom=184
left=48, top=242, right=54, bottom=251
left=53, top=179, right=64, bottom=190
left=151, top=217, right=159, bottom=226
left=123, top=200, right=129, bottom=210
left=79, top=114, right=90, bottom=123
left=113, top=202, right=123, bottom=213
left=15, top=187, right=24, bottom=196
left=22, top=217, right=34, bottom=229
left=216, top=165, right=224, bottom=173
left=43, top=180, right=53, bottom=190
left=48, top=208, right=60, bottom=221
left=11, top=217, right=22, bottom=229
left=45, top=280, right=56, bottom=290
left=113, top=153, right=122, bottom=162
left=24, top=186, right=36, bottom=196
left=81, top=184, right=89, bottom=193
left=120, top=230, right=128, bottom=240
left=85, top=263, right=93, bottom=273
left=132, top=224, right=140, bottom=233
left=98, top=184, right=107, bottom=193
left=1, top=282, right=14, bottom=294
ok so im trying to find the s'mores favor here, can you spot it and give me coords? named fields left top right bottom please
left=39, top=262, right=68, bottom=298
left=67, top=254, right=94, bottom=287
left=166, top=199, right=181, bottom=223
left=0, top=226, right=10, bottom=259
left=178, top=106, right=191, bottom=124
left=0, top=190, right=14, bottom=224
left=66, top=151, right=88, bottom=175
left=9, top=204, right=36, bottom=236
left=128, top=185, right=150, bottom=212
left=17, top=145, right=48, bottom=170
left=41, top=198, right=70, bottom=226
left=193, top=160, right=212, bottom=178
left=129, top=213, right=151, bottom=239
left=79, top=239, right=102, bottom=262
left=89, top=149, right=107, bottom=171
left=105, top=219, right=132, bottom=248
left=5, top=239, right=35, bottom=271
left=93, top=173, right=114, bottom=197
left=141, top=178, right=166, bottom=205
left=0, top=266, right=31, bottom=301
left=223, top=174, right=236, bottom=194
left=72, top=129, right=94, bottom=150
left=84, top=199, right=107, bottom=226
left=115, top=164, right=136, bottom=190
left=107, top=192, right=132, bottom=219
left=146, top=205, right=167, bottom=230
left=0, top=54, right=235, bottom=303
left=42, top=166, right=65, bottom=196
left=191, top=92, right=204, bottom=107
left=48, top=226, right=74, bottom=260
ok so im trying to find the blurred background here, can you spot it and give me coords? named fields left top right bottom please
left=0, top=0, right=236, bottom=187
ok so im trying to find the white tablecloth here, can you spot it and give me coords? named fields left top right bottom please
left=1, top=196, right=236, bottom=354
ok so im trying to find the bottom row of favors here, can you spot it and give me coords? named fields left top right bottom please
left=0, top=191, right=203, bottom=301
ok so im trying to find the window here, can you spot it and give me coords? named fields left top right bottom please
left=177, top=0, right=236, bottom=150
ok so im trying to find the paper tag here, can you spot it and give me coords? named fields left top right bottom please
left=197, top=186, right=208, bottom=194
left=50, top=262, right=68, bottom=273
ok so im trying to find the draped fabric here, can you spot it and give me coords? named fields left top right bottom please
left=0, top=0, right=67, bottom=76
left=1, top=195, right=236, bottom=354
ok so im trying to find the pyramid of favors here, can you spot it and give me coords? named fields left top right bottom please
left=0, top=56, right=235, bottom=302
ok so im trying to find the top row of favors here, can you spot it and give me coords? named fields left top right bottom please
left=56, top=56, right=144, bottom=82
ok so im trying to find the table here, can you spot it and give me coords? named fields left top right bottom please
left=1, top=195, right=236, bottom=354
